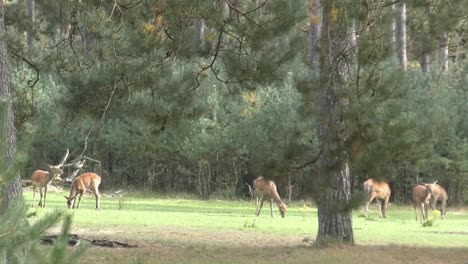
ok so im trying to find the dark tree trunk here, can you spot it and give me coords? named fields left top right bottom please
left=315, top=0, right=354, bottom=245
left=1, top=0, right=22, bottom=209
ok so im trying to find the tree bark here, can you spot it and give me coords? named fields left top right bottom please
left=315, top=0, right=354, bottom=245
left=0, top=0, right=22, bottom=209
left=395, top=0, right=407, bottom=71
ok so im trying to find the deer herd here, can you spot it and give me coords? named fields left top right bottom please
left=363, top=178, right=448, bottom=222
left=31, top=150, right=101, bottom=210
left=29, top=151, right=448, bottom=221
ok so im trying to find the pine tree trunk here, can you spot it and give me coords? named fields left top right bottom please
left=439, top=32, right=449, bottom=72
left=395, top=0, right=407, bottom=71
left=315, top=0, right=354, bottom=245
left=0, top=0, right=22, bottom=209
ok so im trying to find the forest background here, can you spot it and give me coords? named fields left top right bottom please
left=1, top=0, right=467, bottom=213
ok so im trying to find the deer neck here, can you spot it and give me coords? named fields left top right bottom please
left=68, top=183, right=79, bottom=199
left=268, top=188, right=284, bottom=206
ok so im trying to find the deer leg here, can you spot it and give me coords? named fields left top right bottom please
left=421, top=202, right=426, bottom=222
left=76, top=191, right=84, bottom=209
left=255, top=193, right=260, bottom=216
left=38, top=188, right=44, bottom=207
left=364, top=194, right=376, bottom=219
left=32, top=186, right=37, bottom=207
left=257, top=196, right=265, bottom=217
left=424, top=202, right=429, bottom=221
left=414, top=203, right=418, bottom=221
left=383, top=196, right=390, bottom=218
left=43, top=187, right=48, bottom=208
left=92, top=188, right=100, bottom=210
left=378, top=200, right=383, bottom=218
left=269, top=199, right=273, bottom=218
left=441, top=200, right=446, bottom=220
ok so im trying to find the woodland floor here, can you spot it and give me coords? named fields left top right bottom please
left=76, top=226, right=468, bottom=264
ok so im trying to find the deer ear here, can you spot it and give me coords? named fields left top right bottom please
left=64, top=196, right=69, bottom=200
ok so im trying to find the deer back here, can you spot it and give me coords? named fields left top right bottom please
left=31, top=170, right=50, bottom=187
left=73, top=173, right=101, bottom=192
left=434, top=184, right=448, bottom=200
left=364, top=179, right=391, bottom=199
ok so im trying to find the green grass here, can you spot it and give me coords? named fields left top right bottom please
left=25, top=191, right=468, bottom=248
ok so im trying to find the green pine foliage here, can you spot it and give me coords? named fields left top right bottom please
left=0, top=100, right=86, bottom=263
left=2, top=0, right=468, bottom=204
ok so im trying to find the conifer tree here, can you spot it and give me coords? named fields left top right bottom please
left=0, top=0, right=22, bottom=210
left=315, top=0, right=354, bottom=244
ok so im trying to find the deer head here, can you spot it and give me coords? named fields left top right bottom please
left=422, top=181, right=438, bottom=202
left=278, top=203, right=287, bottom=218
left=44, top=149, right=70, bottom=180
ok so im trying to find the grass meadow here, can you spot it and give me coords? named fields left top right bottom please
left=24, top=190, right=468, bottom=264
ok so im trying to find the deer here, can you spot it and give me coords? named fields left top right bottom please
left=412, top=181, right=437, bottom=222
left=64, top=172, right=101, bottom=210
left=363, top=178, right=391, bottom=219
left=428, top=183, right=448, bottom=219
left=31, top=149, right=70, bottom=208
left=253, top=176, right=286, bottom=218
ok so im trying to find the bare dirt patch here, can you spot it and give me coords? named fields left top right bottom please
left=63, top=225, right=468, bottom=264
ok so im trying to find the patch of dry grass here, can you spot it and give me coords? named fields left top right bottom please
left=80, top=243, right=468, bottom=264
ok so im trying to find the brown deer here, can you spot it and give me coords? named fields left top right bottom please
left=429, top=183, right=448, bottom=219
left=412, top=182, right=437, bottom=222
left=64, top=173, right=101, bottom=209
left=31, top=150, right=70, bottom=208
left=363, top=178, right=391, bottom=219
left=253, top=176, right=286, bottom=218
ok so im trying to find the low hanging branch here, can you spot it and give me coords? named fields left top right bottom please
left=64, top=132, right=101, bottom=181
left=288, top=149, right=322, bottom=172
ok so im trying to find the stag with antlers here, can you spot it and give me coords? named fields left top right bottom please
left=31, top=149, right=70, bottom=208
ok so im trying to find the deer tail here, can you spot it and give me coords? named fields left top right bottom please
left=363, top=181, right=373, bottom=193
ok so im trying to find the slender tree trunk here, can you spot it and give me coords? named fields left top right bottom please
left=348, top=19, right=358, bottom=69
left=193, top=18, right=205, bottom=46
left=0, top=0, right=22, bottom=209
left=386, top=4, right=396, bottom=57
left=439, top=32, right=449, bottom=72
left=420, top=1, right=431, bottom=73
left=315, top=0, right=354, bottom=245
left=395, top=0, right=407, bottom=71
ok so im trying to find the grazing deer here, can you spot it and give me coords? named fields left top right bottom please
left=429, top=183, right=448, bottom=219
left=363, top=178, right=391, bottom=219
left=412, top=182, right=437, bottom=222
left=31, top=150, right=70, bottom=208
left=253, top=176, right=286, bottom=218
left=64, top=173, right=101, bottom=209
